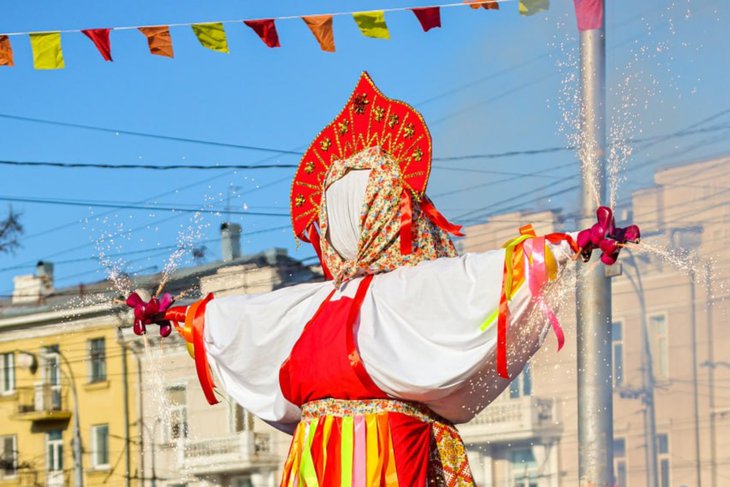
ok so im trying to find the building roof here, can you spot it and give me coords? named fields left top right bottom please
left=0, top=247, right=321, bottom=323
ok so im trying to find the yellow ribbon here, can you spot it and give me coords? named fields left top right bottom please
left=321, top=415, right=334, bottom=478
left=341, top=416, right=354, bottom=487
left=479, top=232, right=531, bottom=331
left=480, top=230, right=560, bottom=332
left=300, top=419, right=320, bottom=487
left=365, top=415, right=379, bottom=487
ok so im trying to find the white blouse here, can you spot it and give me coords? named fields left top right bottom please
left=203, top=240, right=575, bottom=433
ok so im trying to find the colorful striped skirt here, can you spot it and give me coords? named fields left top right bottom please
left=280, top=398, right=475, bottom=487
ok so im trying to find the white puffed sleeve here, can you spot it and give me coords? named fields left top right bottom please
left=357, top=238, right=576, bottom=424
left=203, top=280, right=333, bottom=433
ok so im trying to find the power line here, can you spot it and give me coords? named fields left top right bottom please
left=0, top=195, right=289, bottom=217
left=0, top=160, right=297, bottom=171
left=0, top=224, right=293, bottom=277
left=0, top=113, right=304, bottom=156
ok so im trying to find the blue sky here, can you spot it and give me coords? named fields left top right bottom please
left=0, top=0, right=728, bottom=294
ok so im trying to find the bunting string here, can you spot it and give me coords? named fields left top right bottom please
left=0, top=0, right=550, bottom=69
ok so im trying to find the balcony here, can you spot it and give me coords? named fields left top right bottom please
left=459, top=396, right=562, bottom=443
left=177, top=431, right=277, bottom=475
left=15, top=384, right=72, bottom=422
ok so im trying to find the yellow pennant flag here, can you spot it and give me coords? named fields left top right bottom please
left=352, top=11, right=390, bottom=39
left=519, top=0, right=549, bottom=16
left=191, top=23, right=229, bottom=53
left=30, top=32, right=65, bottom=70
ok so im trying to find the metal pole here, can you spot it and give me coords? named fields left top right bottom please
left=129, top=347, right=145, bottom=487
left=117, top=329, right=132, bottom=487
left=705, top=263, right=717, bottom=487
left=151, top=419, right=158, bottom=487
left=58, top=352, right=84, bottom=487
left=576, top=3, right=614, bottom=486
left=689, top=270, right=703, bottom=487
left=624, top=254, right=658, bottom=487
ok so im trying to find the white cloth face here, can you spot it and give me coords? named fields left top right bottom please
left=324, top=169, right=371, bottom=260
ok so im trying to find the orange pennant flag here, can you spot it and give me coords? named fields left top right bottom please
left=465, top=0, right=500, bottom=9
left=0, top=35, right=13, bottom=67
left=302, top=15, right=335, bottom=53
left=138, top=26, right=174, bottom=58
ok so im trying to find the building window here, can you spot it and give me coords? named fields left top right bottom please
left=509, top=363, right=532, bottom=399
left=88, top=338, right=106, bottom=383
left=649, top=313, right=669, bottom=380
left=47, top=430, right=63, bottom=473
left=166, top=386, right=188, bottom=441
left=232, top=477, right=253, bottom=487
left=509, top=448, right=538, bottom=487
left=612, top=321, right=624, bottom=387
left=91, top=425, right=110, bottom=469
left=42, top=346, right=62, bottom=410
left=1, top=435, right=17, bottom=477
left=614, top=437, right=627, bottom=487
left=657, top=433, right=670, bottom=487
left=231, top=403, right=254, bottom=433
left=0, top=353, right=14, bottom=394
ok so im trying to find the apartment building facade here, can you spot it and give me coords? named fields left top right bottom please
left=459, top=155, right=730, bottom=487
left=0, top=284, right=142, bottom=487
left=0, top=221, right=321, bottom=487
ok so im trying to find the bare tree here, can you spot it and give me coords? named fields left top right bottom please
left=0, top=207, right=23, bottom=254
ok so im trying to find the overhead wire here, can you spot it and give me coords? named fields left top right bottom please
left=2, top=1, right=725, bottom=293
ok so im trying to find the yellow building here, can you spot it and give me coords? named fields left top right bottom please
left=1, top=230, right=321, bottom=487
left=0, top=266, right=141, bottom=487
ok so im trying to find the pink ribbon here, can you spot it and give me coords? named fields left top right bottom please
left=523, top=238, right=564, bottom=351
left=352, top=415, right=366, bottom=487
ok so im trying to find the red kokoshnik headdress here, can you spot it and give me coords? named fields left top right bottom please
left=291, top=72, right=463, bottom=281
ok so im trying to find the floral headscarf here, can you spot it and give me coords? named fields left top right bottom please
left=319, top=146, right=457, bottom=286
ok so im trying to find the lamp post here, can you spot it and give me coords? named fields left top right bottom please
left=139, top=418, right=161, bottom=487
left=17, top=349, right=84, bottom=487
left=619, top=252, right=659, bottom=487
left=703, top=261, right=717, bottom=487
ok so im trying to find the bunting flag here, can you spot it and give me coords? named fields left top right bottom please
left=519, top=0, right=549, bottom=16
left=82, top=28, right=112, bottom=61
left=243, top=19, right=280, bottom=48
left=191, top=22, right=229, bottom=53
left=352, top=11, right=390, bottom=40
left=2, top=1, right=550, bottom=69
left=573, top=0, right=603, bottom=31
left=0, top=35, right=13, bottom=66
left=411, top=7, right=441, bottom=32
left=138, top=26, right=174, bottom=58
left=30, top=32, right=64, bottom=70
left=302, top=15, right=335, bottom=52
left=466, top=0, right=500, bottom=9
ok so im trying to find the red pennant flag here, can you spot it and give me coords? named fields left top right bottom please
left=573, top=0, right=603, bottom=31
left=82, top=28, right=112, bottom=61
left=411, top=7, right=441, bottom=32
left=243, top=19, right=280, bottom=48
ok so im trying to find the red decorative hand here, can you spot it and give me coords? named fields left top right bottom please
left=576, top=206, right=640, bottom=265
left=125, top=292, right=175, bottom=337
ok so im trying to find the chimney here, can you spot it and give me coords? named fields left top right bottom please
left=221, top=223, right=242, bottom=262
left=12, top=261, right=54, bottom=304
